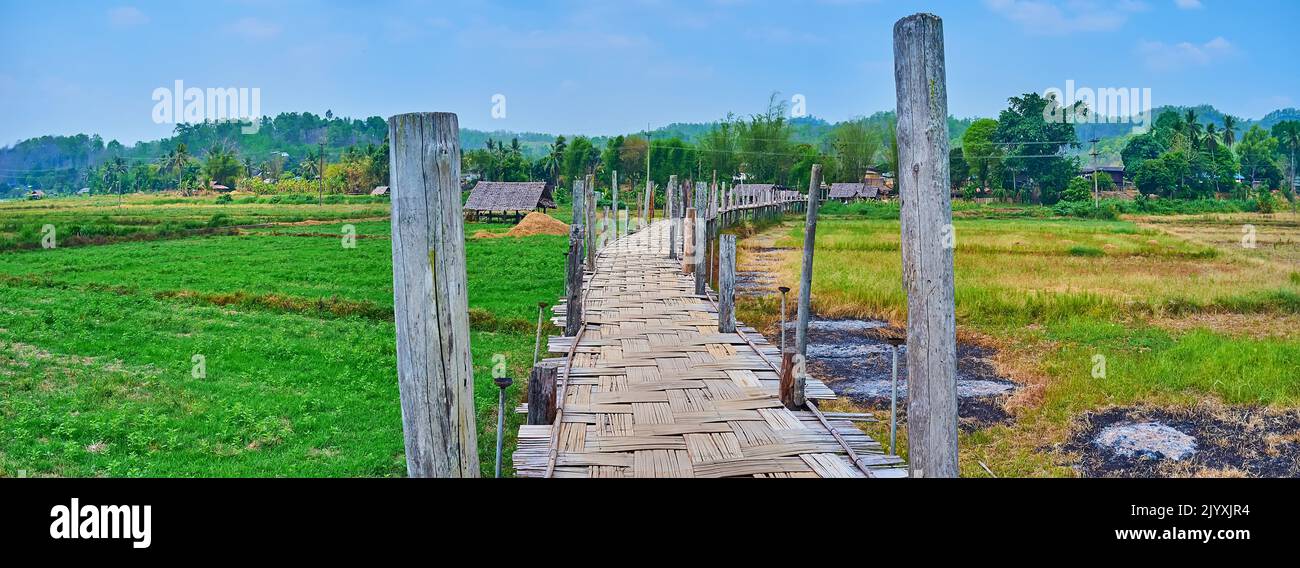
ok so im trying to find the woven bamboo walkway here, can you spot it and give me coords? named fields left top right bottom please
left=513, top=220, right=907, bottom=478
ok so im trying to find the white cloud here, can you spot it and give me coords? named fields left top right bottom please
left=984, top=0, right=1145, bottom=34
left=107, top=6, right=149, bottom=28
left=1138, top=36, right=1235, bottom=70
left=227, top=17, right=281, bottom=40
left=1174, top=0, right=1203, bottom=9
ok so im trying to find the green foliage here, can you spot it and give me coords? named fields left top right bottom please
left=1239, top=125, right=1283, bottom=189
left=962, top=118, right=1002, bottom=190
left=1256, top=191, right=1278, bottom=214
left=1061, top=177, right=1093, bottom=203
left=828, top=119, right=882, bottom=183
left=203, top=146, right=242, bottom=188
left=1067, top=244, right=1105, bottom=257
left=994, top=92, right=1084, bottom=204
left=1121, top=131, right=1165, bottom=171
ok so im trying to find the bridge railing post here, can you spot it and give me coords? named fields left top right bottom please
left=895, top=12, right=958, bottom=478
left=565, top=224, right=584, bottom=337
left=526, top=364, right=558, bottom=426
left=718, top=234, right=736, bottom=333
left=388, top=111, right=479, bottom=478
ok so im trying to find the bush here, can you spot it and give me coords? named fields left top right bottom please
left=214, top=194, right=232, bottom=204
left=1068, top=245, right=1105, bottom=257
left=1061, top=177, right=1093, bottom=203
left=1256, top=192, right=1278, bottom=214
left=206, top=213, right=231, bottom=228
left=816, top=200, right=901, bottom=219
left=1051, top=200, right=1118, bottom=220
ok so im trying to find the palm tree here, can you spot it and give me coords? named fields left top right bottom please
left=1222, top=115, right=1238, bottom=147
left=160, top=143, right=191, bottom=193
left=300, top=151, right=320, bottom=180
left=1183, top=109, right=1203, bottom=149
left=1204, top=123, right=1220, bottom=151
left=107, top=157, right=128, bottom=205
left=540, top=142, right=562, bottom=186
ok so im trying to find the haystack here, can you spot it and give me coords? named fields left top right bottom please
left=473, top=212, right=569, bottom=239
left=506, top=212, right=569, bottom=237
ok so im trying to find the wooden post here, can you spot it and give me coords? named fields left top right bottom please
left=646, top=180, right=654, bottom=223
left=585, top=174, right=596, bottom=269
left=693, top=182, right=707, bottom=294
left=572, top=178, right=585, bottom=254
left=612, top=170, right=618, bottom=236
left=387, top=111, right=478, bottom=478
left=895, top=12, right=958, bottom=478
left=794, top=164, right=823, bottom=358
left=667, top=175, right=678, bottom=259
left=683, top=206, right=696, bottom=274
left=718, top=234, right=736, bottom=333
left=779, top=352, right=805, bottom=410
left=526, top=364, right=558, bottom=426
left=565, top=224, right=584, bottom=337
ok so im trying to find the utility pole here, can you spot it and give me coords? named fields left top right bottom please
left=1089, top=137, right=1100, bottom=208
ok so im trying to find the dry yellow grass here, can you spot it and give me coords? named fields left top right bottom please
left=736, top=210, right=1300, bottom=477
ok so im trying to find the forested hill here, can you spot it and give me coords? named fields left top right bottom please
left=2, top=105, right=1290, bottom=194
left=0, top=110, right=971, bottom=192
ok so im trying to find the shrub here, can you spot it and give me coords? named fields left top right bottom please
left=1068, top=245, right=1104, bottom=257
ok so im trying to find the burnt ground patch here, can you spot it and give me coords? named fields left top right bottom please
left=735, top=246, right=781, bottom=298
left=776, top=317, right=1019, bottom=432
left=1066, top=406, right=1300, bottom=477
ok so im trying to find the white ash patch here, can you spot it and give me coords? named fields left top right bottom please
left=784, top=319, right=887, bottom=333
left=806, top=343, right=893, bottom=358
left=1094, top=421, right=1197, bottom=461
left=833, top=377, right=1014, bottom=399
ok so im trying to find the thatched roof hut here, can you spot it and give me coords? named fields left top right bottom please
left=463, top=181, right=554, bottom=213
left=827, top=182, right=879, bottom=201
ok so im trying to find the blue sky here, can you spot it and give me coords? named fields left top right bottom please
left=1, top=0, right=1296, bottom=145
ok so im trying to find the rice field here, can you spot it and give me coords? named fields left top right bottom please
left=0, top=194, right=565, bottom=477
left=736, top=206, right=1300, bottom=477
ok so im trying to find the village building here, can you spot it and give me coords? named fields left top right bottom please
left=463, top=180, right=555, bottom=223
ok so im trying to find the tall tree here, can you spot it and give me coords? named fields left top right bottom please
left=994, top=92, right=1084, bottom=204
left=1272, top=121, right=1300, bottom=197
left=828, top=119, right=881, bottom=183
left=961, top=118, right=1002, bottom=190
left=1222, top=115, right=1238, bottom=147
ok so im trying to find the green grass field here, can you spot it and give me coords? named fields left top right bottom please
left=0, top=194, right=565, bottom=477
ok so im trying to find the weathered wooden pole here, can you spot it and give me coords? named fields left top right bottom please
left=794, top=164, right=823, bottom=358
left=584, top=174, right=596, bottom=269
left=683, top=206, right=696, bottom=274
left=526, top=364, right=558, bottom=426
left=572, top=178, right=586, bottom=254
left=646, top=180, right=654, bottom=223
left=667, top=175, right=678, bottom=259
left=895, top=12, right=958, bottom=478
left=565, top=224, right=584, bottom=337
left=387, top=111, right=479, bottom=477
left=779, top=352, right=805, bottom=410
left=718, top=234, right=736, bottom=333
left=612, top=170, right=619, bottom=236
left=693, top=182, right=707, bottom=294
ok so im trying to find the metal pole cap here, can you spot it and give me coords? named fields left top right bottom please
left=494, top=376, right=514, bottom=389
left=778, top=286, right=791, bottom=294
